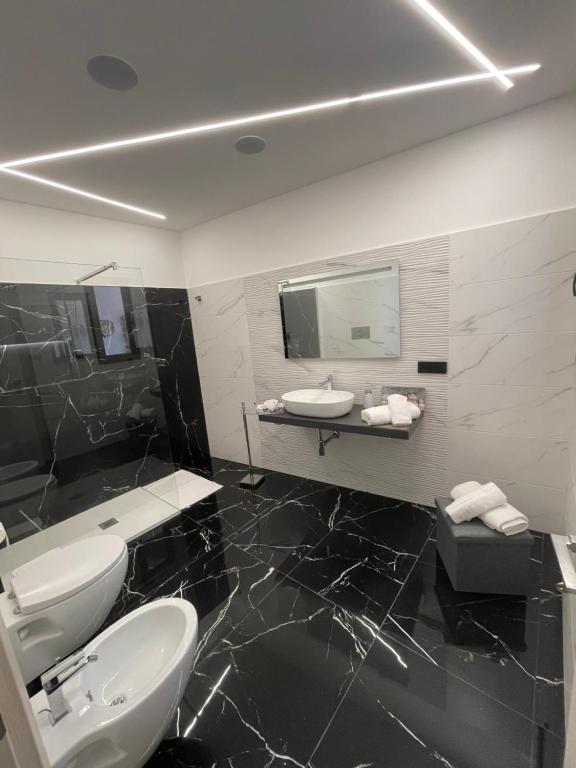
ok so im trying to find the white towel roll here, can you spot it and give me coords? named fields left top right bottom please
left=361, top=402, right=421, bottom=426
left=445, top=482, right=507, bottom=524
left=361, top=405, right=391, bottom=425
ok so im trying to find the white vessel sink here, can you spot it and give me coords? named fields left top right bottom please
left=32, top=598, right=198, bottom=768
left=282, top=389, right=355, bottom=418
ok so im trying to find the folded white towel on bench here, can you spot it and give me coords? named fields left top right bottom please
left=445, top=481, right=507, bottom=524
left=481, top=504, right=529, bottom=536
left=449, top=480, right=529, bottom=535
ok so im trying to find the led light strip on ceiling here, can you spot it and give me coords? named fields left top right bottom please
left=1, top=22, right=540, bottom=223
left=1, top=168, right=166, bottom=220
left=410, top=0, right=514, bottom=89
left=0, top=64, right=539, bottom=172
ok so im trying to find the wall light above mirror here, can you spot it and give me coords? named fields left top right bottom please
left=279, top=260, right=400, bottom=360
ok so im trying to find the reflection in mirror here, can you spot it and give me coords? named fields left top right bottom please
left=279, top=260, right=400, bottom=359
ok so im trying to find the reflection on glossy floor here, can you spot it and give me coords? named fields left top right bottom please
left=105, top=459, right=565, bottom=768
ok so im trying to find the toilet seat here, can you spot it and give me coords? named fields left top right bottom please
left=9, top=535, right=127, bottom=615
left=0, top=461, right=39, bottom=485
left=0, top=474, right=57, bottom=507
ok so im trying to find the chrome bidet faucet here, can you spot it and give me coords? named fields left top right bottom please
left=41, top=650, right=98, bottom=724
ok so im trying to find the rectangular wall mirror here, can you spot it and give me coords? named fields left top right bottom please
left=279, top=260, right=400, bottom=359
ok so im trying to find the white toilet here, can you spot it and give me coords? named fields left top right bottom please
left=0, top=534, right=128, bottom=684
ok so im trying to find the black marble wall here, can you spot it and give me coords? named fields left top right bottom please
left=144, top=287, right=209, bottom=470
left=0, top=282, right=209, bottom=543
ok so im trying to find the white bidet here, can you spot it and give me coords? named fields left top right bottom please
left=32, top=598, right=198, bottom=768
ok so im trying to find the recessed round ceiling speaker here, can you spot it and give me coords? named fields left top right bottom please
left=87, top=55, right=139, bottom=91
left=234, top=136, right=266, bottom=154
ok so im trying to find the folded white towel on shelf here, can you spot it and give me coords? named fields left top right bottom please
left=481, top=504, right=529, bottom=536
left=256, top=399, right=284, bottom=414
left=361, top=402, right=421, bottom=426
left=445, top=482, right=507, bottom=524
left=387, top=394, right=412, bottom=426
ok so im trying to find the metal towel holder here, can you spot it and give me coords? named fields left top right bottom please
left=239, top=402, right=265, bottom=489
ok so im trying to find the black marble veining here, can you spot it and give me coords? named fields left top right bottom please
left=100, top=458, right=565, bottom=767
left=0, top=282, right=209, bottom=542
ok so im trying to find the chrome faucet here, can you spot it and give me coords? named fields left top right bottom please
left=41, top=650, right=98, bottom=724
left=319, top=374, right=333, bottom=391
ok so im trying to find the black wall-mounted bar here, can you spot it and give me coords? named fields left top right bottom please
left=418, top=361, right=448, bottom=374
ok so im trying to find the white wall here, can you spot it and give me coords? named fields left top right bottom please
left=190, top=209, right=576, bottom=535
left=448, top=210, right=576, bottom=535
left=181, top=92, right=576, bottom=286
left=0, top=199, right=183, bottom=287
left=190, top=236, right=449, bottom=508
left=183, top=92, right=576, bottom=534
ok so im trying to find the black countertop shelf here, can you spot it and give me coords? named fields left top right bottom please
left=258, top=404, right=422, bottom=440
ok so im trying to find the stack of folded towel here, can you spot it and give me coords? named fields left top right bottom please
left=256, top=399, right=285, bottom=415
left=361, top=393, right=421, bottom=426
left=446, top=480, right=529, bottom=536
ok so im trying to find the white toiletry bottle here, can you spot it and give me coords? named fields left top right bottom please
left=363, top=388, right=375, bottom=409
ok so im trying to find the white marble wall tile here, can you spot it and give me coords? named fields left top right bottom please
left=449, top=332, right=576, bottom=387
left=447, top=471, right=565, bottom=535
left=192, top=310, right=251, bottom=350
left=200, top=376, right=261, bottom=465
left=447, top=430, right=568, bottom=489
left=189, top=279, right=247, bottom=322
left=190, top=277, right=262, bottom=464
left=451, top=208, right=576, bottom=288
left=448, top=384, right=572, bottom=439
left=448, top=207, right=576, bottom=534
left=450, top=272, right=575, bottom=335
left=196, top=343, right=254, bottom=380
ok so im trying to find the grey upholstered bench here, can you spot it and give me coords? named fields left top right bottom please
left=435, top=497, right=534, bottom=595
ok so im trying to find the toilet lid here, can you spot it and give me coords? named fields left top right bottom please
left=0, top=474, right=56, bottom=507
left=0, top=461, right=39, bottom=485
left=10, top=535, right=126, bottom=615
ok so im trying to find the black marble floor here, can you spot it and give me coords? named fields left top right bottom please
left=105, top=459, right=565, bottom=768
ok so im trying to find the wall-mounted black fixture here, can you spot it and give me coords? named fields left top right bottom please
left=418, top=361, right=447, bottom=374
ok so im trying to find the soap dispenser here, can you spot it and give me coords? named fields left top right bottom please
left=363, top=388, right=375, bottom=409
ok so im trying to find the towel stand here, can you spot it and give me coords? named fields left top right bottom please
left=238, top=402, right=265, bottom=489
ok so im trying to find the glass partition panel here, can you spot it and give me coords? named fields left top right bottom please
left=0, top=257, right=178, bottom=546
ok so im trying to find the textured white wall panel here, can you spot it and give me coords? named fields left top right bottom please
left=242, top=237, right=449, bottom=506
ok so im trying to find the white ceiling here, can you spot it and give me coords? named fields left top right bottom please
left=1, top=0, right=575, bottom=230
